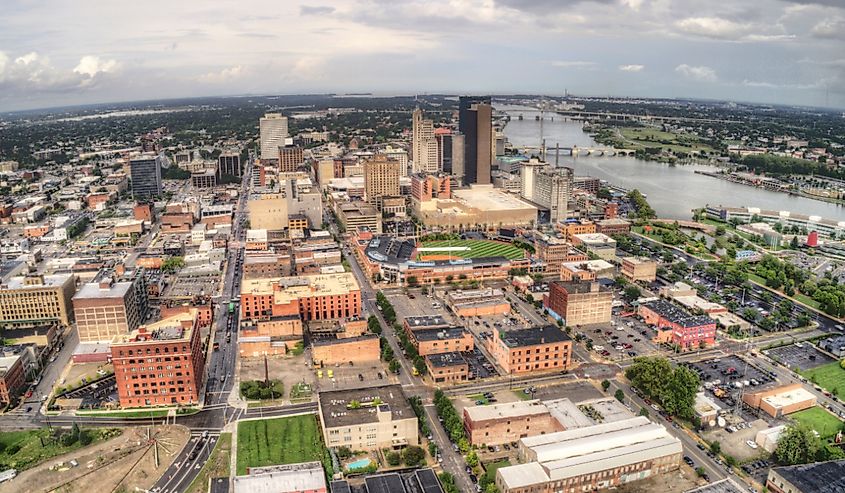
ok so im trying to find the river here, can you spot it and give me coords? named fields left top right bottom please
left=498, top=105, right=845, bottom=221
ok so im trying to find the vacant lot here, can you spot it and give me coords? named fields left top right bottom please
left=800, top=361, right=845, bottom=400
left=791, top=407, right=843, bottom=440
left=419, top=240, right=524, bottom=260
left=236, top=415, right=327, bottom=475
left=0, top=427, right=117, bottom=471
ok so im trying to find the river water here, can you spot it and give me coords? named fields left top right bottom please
left=498, top=105, right=845, bottom=221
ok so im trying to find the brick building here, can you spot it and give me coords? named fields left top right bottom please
left=464, top=400, right=563, bottom=446
left=741, top=384, right=816, bottom=418
left=410, top=327, right=474, bottom=356
left=0, top=274, right=76, bottom=328
left=425, top=352, right=469, bottom=383
left=621, top=257, right=658, bottom=282
left=486, top=326, right=572, bottom=375
left=111, top=309, right=205, bottom=407
left=534, top=236, right=588, bottom=274
left=240, top=273, right=361, bottom=322
left=239, top=315, right=303, bottom=357
left=0, top=352, right=26, bottom=405
left=595, top=218, right=631, bottom=236
left=544, top=281, right=612, bottom=326
left=638, top=299, right=716, bottom=350
left=311, top=334, right=379, bottom=366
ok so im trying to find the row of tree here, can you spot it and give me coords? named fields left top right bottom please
left=433, top=389, right=469, bottom=453
left=624, top=357, right=700, bottom=419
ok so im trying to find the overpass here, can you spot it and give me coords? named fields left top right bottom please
left=516, top=144, right=637, bottom=157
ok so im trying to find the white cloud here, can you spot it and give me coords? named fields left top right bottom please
left=619, top=64, right=645, bottom=72
left=675, top=64, right=718, bottom=82
left=811, top=17, right=845, bottom=39
left=550, top=60, right=596, bottom=68
left=675, top=17, right=750, bottom=40
left=73, top=56, right=119, bottom=77
left=198, top=65, right=244, bottom=83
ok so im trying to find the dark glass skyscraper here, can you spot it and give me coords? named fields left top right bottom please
left=129, top=154, right=162, bottom=198
left=458, top=96, right=492, bottom=185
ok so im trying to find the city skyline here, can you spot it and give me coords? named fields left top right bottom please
left=1, top=0, right=844, bottom=112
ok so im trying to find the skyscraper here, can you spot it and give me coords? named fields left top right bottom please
left=130, top=153, right=162, bottom=198
left=535, top=166, right=573, bottom=224
left=363, top=154, right=401, bottom=208
left=412, top=108, right=439, bottom=173
left=278, top=144, right=304, bottom=173
left=218, top=150, right=242, bottom=177
left=459, top=96, right=493, bottom=185
left=259, top=113, right=289, bottom=161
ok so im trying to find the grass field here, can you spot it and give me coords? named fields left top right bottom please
left=419, top=240, right=524, bottom=260
left=236, top=416, right=327, bottom=475
left=483, top=460, right=511, bottom=486
left=619, top=127, right=715, bottom=154
left=790, top=407, right=843, bottom=439
left=0, top=427, right=116, bottom=471
left=800, top=362, right=845, bottom=400
left=187, top=433, right=231, bottom=493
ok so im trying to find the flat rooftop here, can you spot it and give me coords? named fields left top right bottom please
left=404, top=315, right=450, bottom=330
left=771, top=459, right=845, bottom=493
left=452, top=186, right=538, bottom=212
left=240, top=272, right=360, bottom=301
left=425, top=352, right=467, bottom=368
left=412, top=327, right=468, bottom=342
left=499, top=326, right=570, bottom=348
left=112, top=309, right=196, bottom=345
left=554, top=280, right=608, bottom=295
left=762, top=387, right=816, bottom=408
left=319, top=384, right=414, bottom=428
left=464, top=399, right=550, bottom=422
left=413, top=469, right=444, bottom=493
left=312, top=334, right=377, bottom=347
left=572, top=233, right=615, bottom=245
left=73, top=280, right=133, bottom=299
left=642, top=299, right=714, bottom=328
left=364, top=473, right=407, bottom=493
left=3, top=274, right=73, bottom=290
left=232, top=462, right=326, bottom=493
left=684, top=478, right=748, bottom=493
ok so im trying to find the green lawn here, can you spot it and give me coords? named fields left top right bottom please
left=619, top=127, right=715, bottom=154
left=0, top=427, right=118, bottom=471
left=187, top=433, right=231, bottom=493
left=483, top=460, right=511, bottom=485
left=800, top=362, right=845, bottom=400
left=419, top=240, right=524, bottom=260
left=236, top=415, right=329, bottom=475
left=790, top=407, right=843, bottom=440
left=793, top=293, right=822, bottom=310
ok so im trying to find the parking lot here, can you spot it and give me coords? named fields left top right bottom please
left=688, top=355, right=779, bottom=422
left=576, top=311, right=659, bottom=362
left=701, top=418, right=770, bottom=463
left=765, top=343, right=835, bottom=372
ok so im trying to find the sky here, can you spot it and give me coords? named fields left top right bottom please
left=0, top=0, right=844, bottom=112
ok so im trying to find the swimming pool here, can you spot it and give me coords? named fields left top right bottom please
left=346, top=458, right=372, bottom=470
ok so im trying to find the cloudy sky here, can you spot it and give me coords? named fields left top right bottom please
left=1, top=0, right=843, bottom=111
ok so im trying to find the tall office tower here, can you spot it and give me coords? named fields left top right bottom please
left=363, top=154, right=400, bottom=208
left=411, top=108, right=439, bottom=173
left=259, top=113, right=289, bottom=161
left=450, top=133, right=465, bottom=182
left=459, top=96, right=493, bottom=185
left=520, top=158, right=547, bottom=203
left=278, top=145, right=304, bottom=173
left=535, top=166, right=574, bottom=224
left=382, top=146, right=409, bottom=176
left=218, top=150, right=242, bottom=177
left=129, top=153, right=163, bottom=198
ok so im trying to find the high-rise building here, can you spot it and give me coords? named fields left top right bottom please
left=411, top=108, right=439, bottom=174
left=382, top=146, right=409, bottom=176
left=0, top=274, right=76, bottom=328
left=73, top=272, right=148, bottom=343
left=259, top=113, right=289, bottom=161
left=111, top=309, right=205, bottom=407
left=520, top=158, right=547, bottom=203
left=534, top=166, right=573, bottom=224
left=459, top=96, right=493, bottom=185
left=363, top=154, right=400, bottom=208
left=278, top=145, right=304, bottom=173
left=129, top=153, right=162, bottom=198
left=218, top=150, right=242, bottom=177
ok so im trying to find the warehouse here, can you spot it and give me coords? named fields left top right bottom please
left=497, top=417, right=681, bottom=493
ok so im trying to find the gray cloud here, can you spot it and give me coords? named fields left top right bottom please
left=300, top=5, right=335, bottom=16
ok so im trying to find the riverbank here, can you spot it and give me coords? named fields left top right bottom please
left=694, top=169, right=845, bottom=207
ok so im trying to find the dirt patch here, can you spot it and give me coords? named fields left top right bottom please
left=239, top=353, right=317, bottom=403
left=0, top=425, right=190, bottom=493
left=615, top=464, right=703, bottom=493
left=702, top=419, right=771, bottom=463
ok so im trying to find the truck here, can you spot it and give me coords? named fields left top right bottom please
left=0, top=469, right=17, bottom=483
left=228, top=302, right=235, bottom=314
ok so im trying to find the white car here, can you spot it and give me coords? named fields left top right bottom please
left=593, top=345, right=605, bottom=351
left=746, top=440, right=758, bottom=449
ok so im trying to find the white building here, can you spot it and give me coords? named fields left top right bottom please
left=260, top=113, right=289, bottom=161
left=412, top=108, right=438, bottom=174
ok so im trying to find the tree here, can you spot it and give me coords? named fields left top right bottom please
left=614, top=389, right=625, bottom=403
left=601, top=380, right=611, bottom=392
left=639, top=407, right=649, bottom=417
left=466, top=450, right=479, bottom=468
left=368, top=315, right=382, bottom=335
left=623, top=285, right=642, bottom=301
left=407, top=276, right=419, bottom=287
left=402, top=445, right=426, bottom=466
left=386, top=451, right=401, bottom=466
left=710, top=441, right=721, bottom=455
left=389, top=360, right=401, bottom=374
left=774, top=425, right=822, bottom=465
